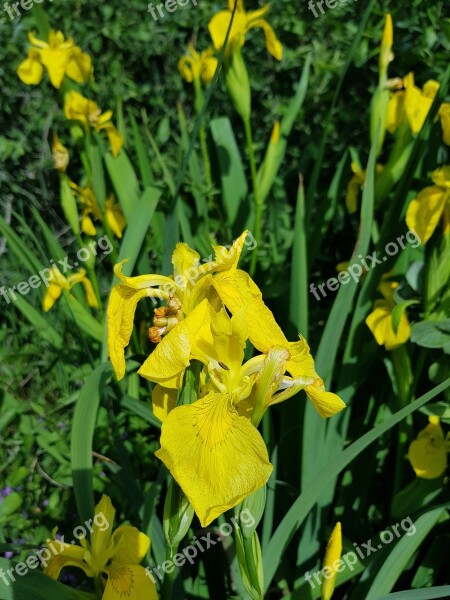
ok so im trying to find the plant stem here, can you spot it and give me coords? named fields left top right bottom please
left=244, top=117, right=261, bottom=276
left=161, top=544, right=177, bottom=600
left=193, top=78, right=213, bottom=201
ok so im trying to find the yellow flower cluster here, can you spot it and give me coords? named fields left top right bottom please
left=106, top=232, right=345, bottom=527
left=178, top=0, right=282, bottom=85
left=42, top=266, right=98, bottom=312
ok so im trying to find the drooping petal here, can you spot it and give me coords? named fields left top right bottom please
left=111, top=525, right=150, bottom=565
left=247, top=18, right=283, bottom=60
left=81, top=212, right=98, bottom=236
left=405, top=185, right=447, bottom=245
left=152, top=384, right=178, bottom=422
left=201, top=52, right=219, bottom=84
left=103, top=123, right=124, bottom=157
left=105, top=196, right=127, bottom=238
left=305, top=379, right=346, bottom=418
left=42, top=283, right=63, bottom=312
left=81, top=277, right=99, bottom=309
left=138, top=298, right=213, bottom=388
left=44, top=548, right=93, bottom=580
left=155, top=392, right=273, bottom=527
left=386, top=90, right=406, bottom=133
left=66, top=46, right=92, bottom=84
left=103, top=564, right=158, bottom=600
left=17, top=49, right=44, bottom=85
left=107, top=285, right=151, bottom=380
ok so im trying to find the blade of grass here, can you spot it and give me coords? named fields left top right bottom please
left=262, top=378, right=450, bottom=592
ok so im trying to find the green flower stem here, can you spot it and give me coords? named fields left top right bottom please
left=244, top=118, right=261, bottom=276
left=193, top=77, right=213, bottom=199
left=161, top=544, right=178, bottom=600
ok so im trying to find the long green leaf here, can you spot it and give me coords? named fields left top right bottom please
left=374, top=586, right=450, bottom=600
left=365, top=508, right=449, bottom=600
left=262, top=378, right=450, bottom=591
left=71, top=363, right=112, bottom=524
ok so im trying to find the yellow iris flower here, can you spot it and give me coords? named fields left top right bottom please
left=52, top=133, right=70, bottom=173
left=64, top=90, right=123, bottom=157
left=387, top=73, right=440, bottom=135
left=406, top=165, right=450, bottom=244
left=154, top=309, right=314, bottom=526
left=321, top=522, right=342, bottom=600
left=42, top=266, right=98, bottom=312
left=208, top=0, right=282, bottom=61
left=17, top=30, right=92, bottom=89
left=178, top=44, right=218, bottom=84
left=44, top=495, right=157, bottom=600
left=69, top=181, right=126, bottom=238
left=107, top=232, right=249, bottom=380
left=408, top=416, right=450, bottom=479
left=365, top=281, right=410, bottom=350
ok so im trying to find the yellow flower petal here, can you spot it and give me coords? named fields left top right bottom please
left=111, top=525, right=150, bottom=565
left=103, top=564, right=158, bottom=600
left=365, top=299, right=410, bottom=350
left=138, top=298, right=213, bottom=388
left=386, top=90, right=406, bottom=133
left=305, top=380, right=346, bottom=419
left=406, top=185, right=447, bottom=244
left=152, top=384, right=178, bottom=422
left=321, top=522, right=342, bottom=600
left=17, top=49, right=44, bottom=85
left=408, top=417, right=447, bottom=479
left=155, top=392, right=273, bottom=527
left=39, top=47, right=71, bottom=88
left=103, top=123, right=124, bottom=157
left=248, top=18, right=283, bottom=60
left=66, top=46, right=92, bottom=84
left=42, top=283, right=63, bottom=312
left=209, top=9, right=248, bottom=51
left=105, top=195, right=127, bottom=238
left=107, top=285, right=150, bottom=380
left=90, top=495, right=115, bottom=561
left=81, top=277, right=99, bottom=309
left=81, top=213, right=98, bottom=236
left=44, top=552, right=92, bottom=581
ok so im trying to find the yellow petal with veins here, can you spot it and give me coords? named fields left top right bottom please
left=152, top=384, right=178, bottom=421
left=103, top=564, right=158, bottom=600
left=111, top=525, right=150, bottom=565
left=155, top=392, right=273, bottom=526
left=107, top=285, right=151, bottom=380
